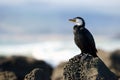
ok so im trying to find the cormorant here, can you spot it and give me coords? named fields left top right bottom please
left=69, top=17, right=97, bottom=57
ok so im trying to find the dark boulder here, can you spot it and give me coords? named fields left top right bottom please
left=0, top=56, right=53, bottom=80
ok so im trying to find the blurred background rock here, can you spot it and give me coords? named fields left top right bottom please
left=24, top=68, right=50, bottom=80
left=110, top=50, right=120, bottom=78
left=0, top=71, right=17, bottom=80
left=52, top=62, right=67, bottom=80
left=0, top=56, right=53, bottom=80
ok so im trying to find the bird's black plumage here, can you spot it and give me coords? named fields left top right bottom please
left=72, top=17, right=97, bottom=57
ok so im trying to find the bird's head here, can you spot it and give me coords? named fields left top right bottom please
left=69, top=17, right=85, bottom=26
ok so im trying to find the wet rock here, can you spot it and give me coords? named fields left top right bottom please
left=63, top=54, right=118, bottom=80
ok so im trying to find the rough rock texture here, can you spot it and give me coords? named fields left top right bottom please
left=24, top=68, right=50, bottom=80
left=0, top=56, right=53, bottom=80
left=63, top=54, right=118, bottom=80
left=0, top=71, right=17, bottom=80
left=52, top=62, right=67, bottom=80
left=110, top=50, right=120, bottom=77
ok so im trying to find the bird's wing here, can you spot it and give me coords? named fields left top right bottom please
left=84, top=29, right=97, bottom=52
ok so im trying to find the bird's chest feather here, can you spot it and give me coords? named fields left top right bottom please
left=73, top=26, right=86, bottom=45
left=74, top=31, right=84, bottom=43
left=73, top=26, right=85, bottom=37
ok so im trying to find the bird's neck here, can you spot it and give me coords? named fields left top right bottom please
left=75, top=25, right=85, bottom=29
left=75, top=22, right=85, bottom=28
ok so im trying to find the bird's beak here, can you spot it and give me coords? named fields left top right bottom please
left=69, top=19, right=76, bottom=22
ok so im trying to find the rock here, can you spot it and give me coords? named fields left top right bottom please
left=24, top=68, right=49, bottom=80
left=110, top=50, right=120, bottom=77
left=63, top=54, right=118, bottom=80
left=97, top=49, right=110, bottom=68
left=0, top=56, right=53, bottom=80
left=0, top=71, right=17, bottom=80
left=52, top=62, right=67, bottom=80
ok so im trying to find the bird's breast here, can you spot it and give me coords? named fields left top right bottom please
left=73, top=29, right=83, bottom=36
left=73, top=29, right=77, bottom=34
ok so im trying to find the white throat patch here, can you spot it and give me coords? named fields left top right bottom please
left=75, top=19, right=83, bottom=26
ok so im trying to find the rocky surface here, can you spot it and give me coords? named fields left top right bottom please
left=0, top=71, right=17, bottom=80
left=63, top=53, right=118, bottom=80
left=52, top=62, right=67, bottom=80
left=24, top=68, right=50, bottom=80
left=0, top=56, right=53, bottom=80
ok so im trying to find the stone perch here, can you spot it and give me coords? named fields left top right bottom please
left=63, top=54, right=118, bottom=80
